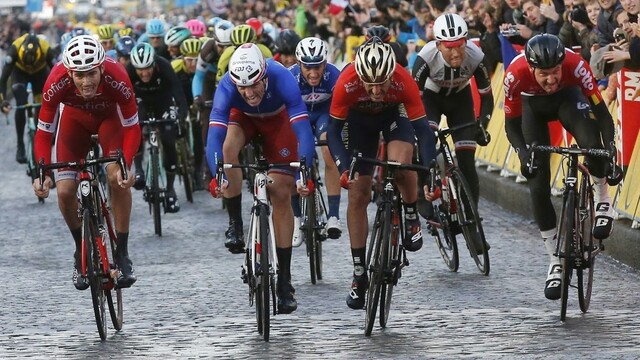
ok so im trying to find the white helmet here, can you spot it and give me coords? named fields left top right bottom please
left=229, top=43, right=267, bottom=86
left=130, top=43, right=156, bottom=69
left=215, top=20, right=233, bottom=46
left=433, top=13, right=468, bottom=42
left=62, top=35, right=106, bottom=72
left=354, top=37, right=395, bottom=84
left=295, top=37, right=327, bottom=66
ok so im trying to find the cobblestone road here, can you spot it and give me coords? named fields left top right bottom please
left=1, top=126, right=639, bottom=359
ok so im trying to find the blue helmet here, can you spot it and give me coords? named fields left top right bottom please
left=115, top=36, right=136, bottom=57
left=146, top=19, right=165, bottom=36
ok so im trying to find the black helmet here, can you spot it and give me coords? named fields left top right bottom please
left=275, top=29, right=301, bottom=55
left=115, top=36, right=136, bottom=57
left=366, top=25, right=391, bottom=43
left=20, top=33, right=42, bottom=67
left=525, top=34, right=566, bottom=69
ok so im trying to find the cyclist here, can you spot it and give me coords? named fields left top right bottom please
left=143, top=18, right=171, bottom=61
left=503, top=34, right=616, bottom=300
left=185, top=18, right=206, bottom=39
left=172, top=38, right=206, bottom=190
left=327, top=37, right=437, bottom=310
left=32, top=35, right=140, bottom=290
left=165, top=26, right=192, bottom=59
left=246, top=17, right=275, bottom=54
left=206, top=43, right=315, bottom=314
left=115, top=36, right=136, bottom=67
left=412, top=13, right=493, bottom=254
left=192, top=20, right=234, bottom=186
left=274, top=29, right=301, bottom=68
left=97, top=24, right=116, bottom=52
left=0, top=32, right=56, bottom=164
left=289, top=37, right=343, bottom=245
left=365, top=25, right=408, bottom=68
left=127, top=43, right=188, bottom=213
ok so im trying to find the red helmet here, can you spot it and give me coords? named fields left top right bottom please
left=245, top=17, right=263, bottom=37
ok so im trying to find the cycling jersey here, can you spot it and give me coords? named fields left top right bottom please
left=126, top=55, right=188, bottom=121
left=207, top=59, right=314, bottom=172
left=172, top=58, right=195, bottom=105
left=34, top=58, right=140, bottom=166
left=413, top=40, right=491, bottom=96
left=193, top=38, right=220, bottom=99
left=216, top=43, right=273, bottom=83
left=289, top=62, right=341, bottom=113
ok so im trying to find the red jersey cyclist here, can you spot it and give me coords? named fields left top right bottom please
left=327, top=37, right=437, bottom=310
left=32, top=35, right=141, bottom=290
left=503, top=34, right=617, bottom=300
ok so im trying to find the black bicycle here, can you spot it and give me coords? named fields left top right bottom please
left=426, top=122, right=490, bottom=275
left=176, top=114, right=195, bottom=203
left=348, top=152, right=430, bottom=336
left=529, top=144, right=613, bottom=321
left=16, top=103, right=43, bottom=203
left=38, top=140, right=127, bottom=340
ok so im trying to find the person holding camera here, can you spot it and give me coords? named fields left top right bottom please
left=560, top=0, right=600, bottom=61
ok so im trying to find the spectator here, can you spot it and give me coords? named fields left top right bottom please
left=597, top=0, right=623, bottom=46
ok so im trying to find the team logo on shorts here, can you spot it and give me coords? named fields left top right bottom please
left=279, top=148, right=290, bottom=157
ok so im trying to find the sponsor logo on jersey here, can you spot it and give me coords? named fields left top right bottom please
left=42, top=77, right=72, bottom=102
left=573, top=60, right=594, bottom=91
left=104, top=74, right=133, bottom=100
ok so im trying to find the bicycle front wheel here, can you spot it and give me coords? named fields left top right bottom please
left=365, top=204, right=389, bottom=336
left=380, top=207, right=400, bottom=328
left=302, top=193, right=318, bottom=284
left=257, top=207, right=271, bottom=341
left=83, top=209, right=107, bottom=340
left=177, top=138, right=194, bottom=203
left=559, top=190, right=576, bottom=322
left=451, top=169, right=490, bottom=275
left=150, top=147, right=162, bottom=236
left=430, top=199, right=459, bottom=272
left=577, top=173, right=595, bottom=313
left=105, top=227, right=123, bottom=331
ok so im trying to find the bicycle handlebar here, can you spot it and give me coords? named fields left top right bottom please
left=38, top=150, right=128, bottom=187
left=435, top=121, right=479, bottom=140
left=530, top=144, right=613, bottom=158
left=139, top=116, right=178, bottom=126
left=348, top=151, right=432, bottom=180
left=14, top=103, right=42, bottom=110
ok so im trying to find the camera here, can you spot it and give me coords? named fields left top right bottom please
left=500, top=25, right=520, bottom=37
left=614, top=28, right=626, bottom=42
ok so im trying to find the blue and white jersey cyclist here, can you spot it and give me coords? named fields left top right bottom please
left=288, top=37, right=344, bottom=246
left=206, top=43, right=315, bottom=315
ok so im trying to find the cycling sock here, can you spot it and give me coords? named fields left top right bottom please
left=166, top=171, right=176, bottom=193
left=276, top=247, right=292, bottom=279
left=403, top=201, right=417, bottom=218
left=224, top=194, right=243, bottom=224
left=70, top=227, right=82, bottom=255
left=291, top=194, right=301, bottom=217
left=351, top=247, right=366, bottom=276
left=116, top=232, right=129, bottom=257
left=541, top=228, right=557, bottom=261
left=591, top=176, right=609, bottom=203
left=328, top=195, right=341, bottom=219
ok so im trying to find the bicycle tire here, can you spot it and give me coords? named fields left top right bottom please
left=303, top=193, right=318, bottom=284
left=431, top=196, right=459, bottom=272
left=258, top=207, right=271, bottom=341
left=380, top=206, right=400, bottom=328
left=150, top=146, right=162, bottom=237
left=26, top=123, right=43, bottom=203
left=177, top=138, right=194, bottom=203
left=559, top=191, right=575, bottom=322
left=313, top=180, right=327, bottom=280
left=450, top=169, right=490, bottom=275
left=365, top=204, right=389, bottom=336
left=105, top=227, right=123, bottom=331
left=83, top=209, right=107, bottom=340
left=577, top=173, right=595, bottom=313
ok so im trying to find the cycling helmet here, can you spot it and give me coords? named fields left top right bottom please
left=130, top=42, right=155, bottom=69
left=354, top=37, right=396, bottom=83
left=19, top=34, right=43, bottom=67
left=525, top=34, right=566, bottom=69
left=115, top=36, right=135, bottom=57
left=207, top=17, right=222, bottom=27
left=118, top=27, right=133, bottom=38
left=365, top=25, right=391, bottom=43
left=229, top=43, right=267, bottom=86
left=146, top=19, right=165, bottom=36
left=180, top=38, right=202, bottom=57
left=214, top=20, right=233, bottom=46
left=433, top=13, right=468, bottom=46
left=275, top=29, right=301, bottom=55
left=295, top=37, right=327, bottom=66
left=263, top=22, right=277, bottom=41
left=185, top=19, right=206, bottom=38
left=230, top=24, right=256, bottom=46
left=71, top=27, right=89, bottom=38
left=97, top=24, right=114, bottom=40
left=62, top=35, right=106, bottom=72
left=245, top=17, right=263, bottom=37
left=165, top=26, right=192, bottom=47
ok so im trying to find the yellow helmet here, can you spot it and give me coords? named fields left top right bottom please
left=180, top=38, right=202, bottom=57
left=230, top=25, right=256, bottom=47
left=19, top=34, right=43, bottom=67
left=97, top=24, right=114, bottom=40
left=118, top=27, right=133, bottom=38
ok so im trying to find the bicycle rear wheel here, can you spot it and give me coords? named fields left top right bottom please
left=577, top=174, right=595, bottom=313
left=559, top=191, right=575, bottom=322
left=177, top=138, right=194, bottom=203
left=451, top=169, right=490, bottom=275
left=430, top=199, right=459, bottom=272
left=83, top=209, right=107, bottom=340
left=256, top=208, right=271, bottom=341
left=150, top=147, right=162, bottom=237
left=380, top=207, right=400, bottom=328
left=365, top=204, right=389, bottom=336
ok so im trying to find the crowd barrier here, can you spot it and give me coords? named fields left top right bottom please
left=473, top=63, right=640, bottom=230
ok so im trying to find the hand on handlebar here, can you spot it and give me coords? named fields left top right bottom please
left=296, top=177, right=315, bottom=196
left=475, top=122, right=491, bottom=146
left=1, top=101, right=11, bottom=114
left=519, top=146, right=538, bottom=179
left=33, top=175, right=53, bottom=199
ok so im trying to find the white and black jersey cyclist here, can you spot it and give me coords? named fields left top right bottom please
left=412, top=14, right=493, bottom=249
